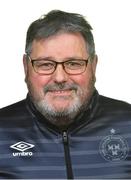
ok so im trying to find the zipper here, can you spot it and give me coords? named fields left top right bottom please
left=62, top=131, right=74, bottom=179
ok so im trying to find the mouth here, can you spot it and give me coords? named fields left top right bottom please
left=44, top=83, right=78, bottom=98
left=47, top=89, right=75, bottom=96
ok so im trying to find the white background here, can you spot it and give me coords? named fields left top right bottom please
left=0, top=0, right=131, bottom=108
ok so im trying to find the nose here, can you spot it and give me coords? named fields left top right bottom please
left=52, top=64, right=68, bottom=83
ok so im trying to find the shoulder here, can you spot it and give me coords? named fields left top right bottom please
left=0, top=99, right=32, bottom=127
left=0, top=99, right=27, bottom=115
left=98, top=94, right=131, bottom=112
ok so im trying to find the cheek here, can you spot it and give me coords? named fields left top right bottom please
left=72, top=73, right=91, bottom=88
left=26, top=65, right=51, bottom=87
left=27, top=72, right=51, bottom=92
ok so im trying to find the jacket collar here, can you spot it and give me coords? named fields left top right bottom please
left=26, top=89, right=99, bottom=133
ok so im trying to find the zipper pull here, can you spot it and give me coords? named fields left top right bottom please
left=63, top=131, right=68, bottom=144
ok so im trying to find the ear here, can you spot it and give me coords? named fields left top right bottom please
left=23, top=54, right=28, bottom=74
left=23, top=54, right=28, bottom=82
left=91, top=54, right=98, bottom=74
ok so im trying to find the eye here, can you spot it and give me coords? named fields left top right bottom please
left=65, top=60, right=85, bottom=69
left=34, top=61, right=55, bottom=70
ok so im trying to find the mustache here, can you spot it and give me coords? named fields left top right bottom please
left=43, top=83, right=78, bottom=93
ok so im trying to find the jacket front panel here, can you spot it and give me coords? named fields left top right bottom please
left=0, top=100, right=67, bottom=179
left=69, top=117, right=131, bottom=179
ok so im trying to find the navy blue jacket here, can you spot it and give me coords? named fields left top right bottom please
left=0, top=90, right=131, bottom=179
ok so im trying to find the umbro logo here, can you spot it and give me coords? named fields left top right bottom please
left=10, top=141, right=35, bottom=157
left=10, top=141, right=34, bottom=152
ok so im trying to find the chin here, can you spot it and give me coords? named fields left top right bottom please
left=34, top=97, right=82, bottom=117
left=50, top=101, right=72, bottom=109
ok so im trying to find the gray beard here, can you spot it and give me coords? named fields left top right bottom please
left=33, top=95, right=86, bottom=129
left=28, top=78, right=95, bottom=129
left=31, top=90, right=95, bottom=130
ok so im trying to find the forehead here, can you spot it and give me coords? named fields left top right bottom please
left=30, top=32, right=88, bottom=58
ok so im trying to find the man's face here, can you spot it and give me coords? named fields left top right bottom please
left=23, top=32, right=97, bottom=127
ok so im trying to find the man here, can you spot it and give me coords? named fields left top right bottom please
left=0, top=10, right=131, bottom=179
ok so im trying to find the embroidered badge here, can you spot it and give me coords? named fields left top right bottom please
left=99, top=129, right=129, bottom=162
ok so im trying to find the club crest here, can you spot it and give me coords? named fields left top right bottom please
left=99, top=129, right=129, bottom=162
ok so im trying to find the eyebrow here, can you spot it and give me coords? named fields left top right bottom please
left=31, top=56, right=85, bottom=61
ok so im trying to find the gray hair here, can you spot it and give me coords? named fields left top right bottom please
left=25, top=10, right=95, bottom=58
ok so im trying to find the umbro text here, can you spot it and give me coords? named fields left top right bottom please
left=13, top=151, right=33, bottom=157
